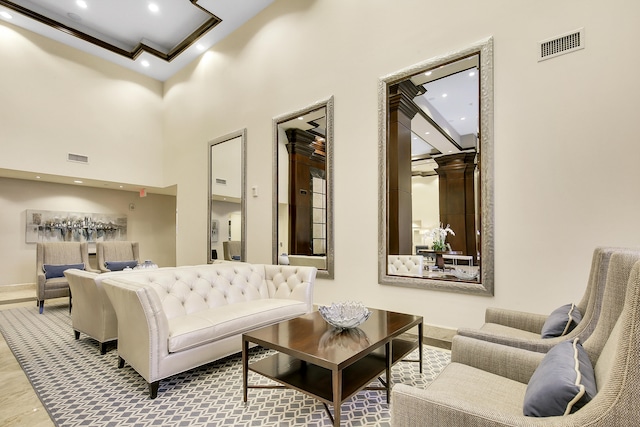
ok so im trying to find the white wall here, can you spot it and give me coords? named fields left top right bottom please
left=164, top=0, right=640, bottom=331
left=2, top=0, right=640, bottom=332
left=0, top=177, right=177, bottom=286
left=0, top=23, right=165, bottom=188
left=412, top=175, right=440, bottom=249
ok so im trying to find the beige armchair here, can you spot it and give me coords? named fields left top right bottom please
left=64, top=269, right=117, bottom=354
left=36, top=242, right=96, bottom=314
left=222, top=240, right=241, bottom=261
left=96, top=241, right=140, bottom=272
left=391, top=251, right=640, bottom=426
left=456, top=246, right=637, bottom=353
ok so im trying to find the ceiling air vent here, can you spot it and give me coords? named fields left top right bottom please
left=67, top=153, right=89, bottom=164
left=538, top=28, right=584, bottom=62
left=215, top=178, right=227, bottom=185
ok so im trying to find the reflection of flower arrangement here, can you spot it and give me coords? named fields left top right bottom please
left=425, top=223, right=455, bottom=251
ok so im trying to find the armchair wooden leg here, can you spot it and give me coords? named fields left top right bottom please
left=118, top=357, right=125, bottom=368
left=74, top=330, right=80, bottom=340
left=38, top=300, right=44, bottom=314
left=149, top=381, right=159, bottom=399
left=99, top=342, right=107, bottom=355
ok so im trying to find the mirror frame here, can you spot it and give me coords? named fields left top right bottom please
left=378, top=37, right=494, bottom=296
left=272, top=96, right=335, bottom=279
left=208, top=128, right=247, bottom=263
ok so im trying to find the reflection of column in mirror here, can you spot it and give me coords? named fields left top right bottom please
left=387, top=81, right=420, bottom=256
left=435, top=153, right=477, bottom=264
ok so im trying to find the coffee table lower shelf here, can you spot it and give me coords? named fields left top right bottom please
left=246, top=337, right=418, bottom=405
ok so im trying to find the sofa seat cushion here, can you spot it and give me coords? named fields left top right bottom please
left=167, top=299, right=307, bottom=353
left=43, top=276, right=72, bottom=289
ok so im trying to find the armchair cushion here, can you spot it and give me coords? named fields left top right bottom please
left=541, top=303, right=582, bottom=338
left=523, top=338, right=596, bottom=417
left=105, top=260, right=138, bottom=271
left=43, top=263, right=85, bottom=279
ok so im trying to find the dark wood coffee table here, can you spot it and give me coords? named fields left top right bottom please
left=242, top=308, right=423, bottom=426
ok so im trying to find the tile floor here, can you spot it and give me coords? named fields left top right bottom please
left=0, top=290, right=56, bottom=427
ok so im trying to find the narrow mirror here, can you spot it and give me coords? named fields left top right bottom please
left=208, top=129, right=246, bottom=263
left=379, top=38, right=494, bottom=295
left=273, top=97, right=334, bottom=278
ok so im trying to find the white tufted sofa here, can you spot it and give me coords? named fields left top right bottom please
left=388, top=255, right=424, bottom=277
left=100, top=262, right=317, bottom=398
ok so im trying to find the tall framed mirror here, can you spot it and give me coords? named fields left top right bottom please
left=273, top=97, right=334, bottom=278
left=208, top=129, right=247, bottom=263
left=378, top=37, right=494, bottom=295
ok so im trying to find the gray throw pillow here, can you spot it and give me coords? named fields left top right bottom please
left=541, top=303, right=582, bottom=338
left=105, top=260, right=138, bottom=271
left=523, top=338, right=597, bottom=417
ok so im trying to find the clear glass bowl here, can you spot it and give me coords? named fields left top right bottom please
left=318, top=302, right=371, bottom=329
left=452, top=269, right=478, bottom=280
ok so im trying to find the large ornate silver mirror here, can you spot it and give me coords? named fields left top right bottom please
left=273, top=97, right=334, bottom=278
left=208, top=129, right=246, bottom=263
left=379, top=37, right=494, bottom=295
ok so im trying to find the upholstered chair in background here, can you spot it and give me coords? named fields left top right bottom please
left=223, top=241, right=241, bottom=261
left=456, top=247, right=639, bottom=353
left=64, top=269, right=117, bottom=354
left=391, top=251, right=640, bottom=426
left=96, top=241, right=140, bottom=272
left=36, top=242, right=95, bottom=314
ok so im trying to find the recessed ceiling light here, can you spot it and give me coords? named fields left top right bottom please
left=35, top=175, right=41, bottom=179
left=0, top=11, right=12, bottom=19
left=297, top=116, right=304, bottom=120
left=424, top=132, right=430, bottom=135
left=442, top=93, right=448, bottom=98
left=460, top=117, right=466, bottom=121
left=469, top=71, right=476, bottom=77
left=141, top=60, right=150, bottom=67
left=424, top=71, right=432, bottom=76
left=119, top=185, right=124, bottom=188
left=76, top=0, right=88, bottom=9
left=74, top=180, right=83, bottom=184
left=196, top=44, right=206, bottom=51
left=148, top=3, right=159, bottom=13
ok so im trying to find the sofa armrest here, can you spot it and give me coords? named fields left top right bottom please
left=484, top=307, right=548, bottom=333
left=102, top=278, right=170, bottom=383
left=264, top=265, right=317, bottom=313
left=451, top=335, right=544, bottom=384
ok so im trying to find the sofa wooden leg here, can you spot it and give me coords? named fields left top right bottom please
left=118, top=357, right=125, bottom=368
left=74, top=330, right=80, bottom=340
left=149, top=381, right=159, bottom=399
left=38, top=300, right=44, bottom=314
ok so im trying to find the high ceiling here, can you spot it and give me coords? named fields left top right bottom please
left=0, top=0, right=274, bottom=81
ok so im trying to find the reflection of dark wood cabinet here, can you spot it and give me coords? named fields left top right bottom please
left=435, top=153, right=478, bottom=264
left=286, top=129, right=326, bottom=255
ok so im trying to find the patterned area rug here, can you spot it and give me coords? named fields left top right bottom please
left=0, top=303, right=450, bottom=427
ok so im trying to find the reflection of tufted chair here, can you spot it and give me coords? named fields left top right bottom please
left=457, top=247, right=640, bottom=353
left=388, top=255, right=423, bottom=277
left=223, top=241, right=241, bottom=261
left=96, top=241, right=140, bottom=272
left=36, top=242, right=95, bottom=314
left=64, top=269, right=118, bottom=354
left=392, top=252, right=640, bottom=426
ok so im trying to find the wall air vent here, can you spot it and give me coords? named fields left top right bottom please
left=67, top=153, right=89, bottom=163
left=215, top=178, right=227, bottom=185
left=538, top=28, right=584, bottom=62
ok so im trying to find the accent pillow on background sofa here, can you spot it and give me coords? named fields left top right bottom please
left=540, top=303, right=582, bottom=338
left=523, top=338, right=596, bottom=417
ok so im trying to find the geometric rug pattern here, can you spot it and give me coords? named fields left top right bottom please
left=0, top=303, right=450, bottom=427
